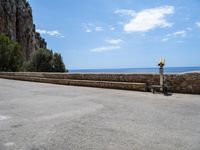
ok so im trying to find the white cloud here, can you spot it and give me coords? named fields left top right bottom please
left=95, top=26, right=103, bottom=32
left=161, top=30, right=187, bottom=42
left=124, top=6, right=174, bottom=32
left=114, top=9, right=135, bottom=17
left=86, top=29, right=92, bottom=33
left=173, top=30, right=186, bottom=37
left=196, top=22, right=200, bottom=27
left=82, top=23, right=93, bottom=33
left=36, top=29, right=64, bottom=38
left=110, top=27, right=115, bottom=31
left=90, top=46, right=121, bottom=52
left=106, top=39, right=123, bottom=44
left=161, top=38, right=169, bottom=42
left=83, top=24, right=104, bottom=32
left=90, top=37, right=122, bottom=52
left=83, top=23, right=93, bottom=33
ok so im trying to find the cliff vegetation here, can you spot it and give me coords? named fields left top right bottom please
left=0, top=0, right=66, bottom=72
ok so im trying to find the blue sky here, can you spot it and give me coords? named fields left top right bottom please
left=28, top=0, right=200, bottom=69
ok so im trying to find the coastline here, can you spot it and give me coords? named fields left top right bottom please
left=69, top=66, right=200, bottom=74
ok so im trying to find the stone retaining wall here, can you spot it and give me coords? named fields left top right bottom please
left=0, top=72, right=200, bottom=94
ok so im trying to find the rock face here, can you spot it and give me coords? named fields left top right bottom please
left=0, top=0, right=47, bottom=60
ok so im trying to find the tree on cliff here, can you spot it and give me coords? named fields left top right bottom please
left=52, top=53, right=66, bottom=72
left=26, top=49, right=66, bottom=72
left=26, top=48, right=54, bottom=72
left=0, top=34, right=24, bottom=71
left=0, top=0, right=67, bottom=72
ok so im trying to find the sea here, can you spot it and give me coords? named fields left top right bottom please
left=69, top=66, right=200, bottom=74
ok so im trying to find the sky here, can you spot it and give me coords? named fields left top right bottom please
left=28, top=0, right=200, bottom=69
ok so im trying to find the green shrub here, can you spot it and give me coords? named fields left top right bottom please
left=52, top=53, right=66, bottom=72
left=26, top=49, right=66, bottom=72
left=26, top=48, right=54, bottom=72
left=0, top=34, right=24, bottom=71
left=0, top=34, right=66, bottom=72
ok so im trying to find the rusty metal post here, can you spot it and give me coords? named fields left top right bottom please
left=158, top=58, right=165, bottom=92
left=159, top=65, right=164, bottom=87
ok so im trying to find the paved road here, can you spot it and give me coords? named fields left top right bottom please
left=0, top=78, right=200, bottom=150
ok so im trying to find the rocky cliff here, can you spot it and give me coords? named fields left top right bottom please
left=0, top=0, right=46, bottom=60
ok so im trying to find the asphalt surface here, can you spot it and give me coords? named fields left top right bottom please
left=0, top=78, right=200, bottom=150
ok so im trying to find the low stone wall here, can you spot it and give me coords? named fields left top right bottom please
left=165, top=73, right=200, bottom=94
left=0, top=74, right=147, bottom=92
left=0, top=72, right=160, bottom=83
left=0, top=72, right=200, bottom=94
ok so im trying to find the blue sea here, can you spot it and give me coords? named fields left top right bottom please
left=70, top=66, right=200, bottom=74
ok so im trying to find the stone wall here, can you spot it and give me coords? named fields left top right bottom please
left=165, top=73, right=200, bottom=94
left=0, top=72, right=200, bottom=94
